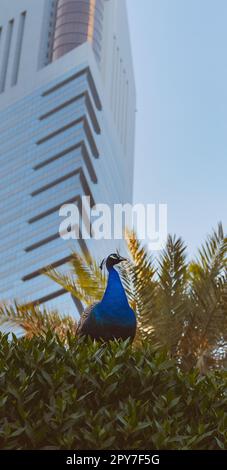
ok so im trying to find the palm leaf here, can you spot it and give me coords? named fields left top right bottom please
left=153, top=235, right=189, bottom=355
left=125, top=230, right=157, bottom=340
left=179, top=223, right=227, bottom=369
left=0, top=303, right=76, bottom=342
left=45, top=252, right=106, bottom=306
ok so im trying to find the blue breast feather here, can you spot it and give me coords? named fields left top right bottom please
left=92, top=267, right=136, bottom=328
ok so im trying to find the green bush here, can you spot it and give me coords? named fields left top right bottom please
left=0, top=332, right=226, bottom=450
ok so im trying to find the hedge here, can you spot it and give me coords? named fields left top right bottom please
left=0, top=332, right=226, bottom=450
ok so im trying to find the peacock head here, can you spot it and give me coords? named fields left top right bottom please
left=100, top=253, right=127, bottom=271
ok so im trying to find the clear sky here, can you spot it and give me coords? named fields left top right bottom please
left=126, top=0, right=227, bottom=257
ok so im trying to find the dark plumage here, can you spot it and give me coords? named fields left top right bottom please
left=76, top=253, right=137, bottom=342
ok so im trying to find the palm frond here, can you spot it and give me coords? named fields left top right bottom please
left=0, top=303, right=76, bottom=342
left=194, top=222, right=226, bottom=278
left=125, top=230, right=157, bottom=340
left=153, top=235, right=189, bottom=355
left=45, top=252, right=106, bottom=306
left=179, top=223, right=227, bottom=369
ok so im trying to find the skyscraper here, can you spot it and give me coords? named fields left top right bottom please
left=0, top=0, right=136, bottom=315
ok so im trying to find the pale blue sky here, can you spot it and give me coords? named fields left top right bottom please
left=127, top=0, right=227, bottom=256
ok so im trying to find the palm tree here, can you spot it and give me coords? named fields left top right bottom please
left=0, top=223, right=226, bottom=371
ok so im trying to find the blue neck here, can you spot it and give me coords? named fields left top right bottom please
left=101, top=267, right=129, bottom=309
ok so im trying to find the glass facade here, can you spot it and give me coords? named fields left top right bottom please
left=0, top=66, right=93, bottom=310
left=52, top=0, right=104, bottom=63
left=0, top=62, right=126, bottom=314
left=0, top=0, right=136, bottom=317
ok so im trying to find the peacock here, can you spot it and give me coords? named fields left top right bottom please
left=76, top=253, right=137, bottom=341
